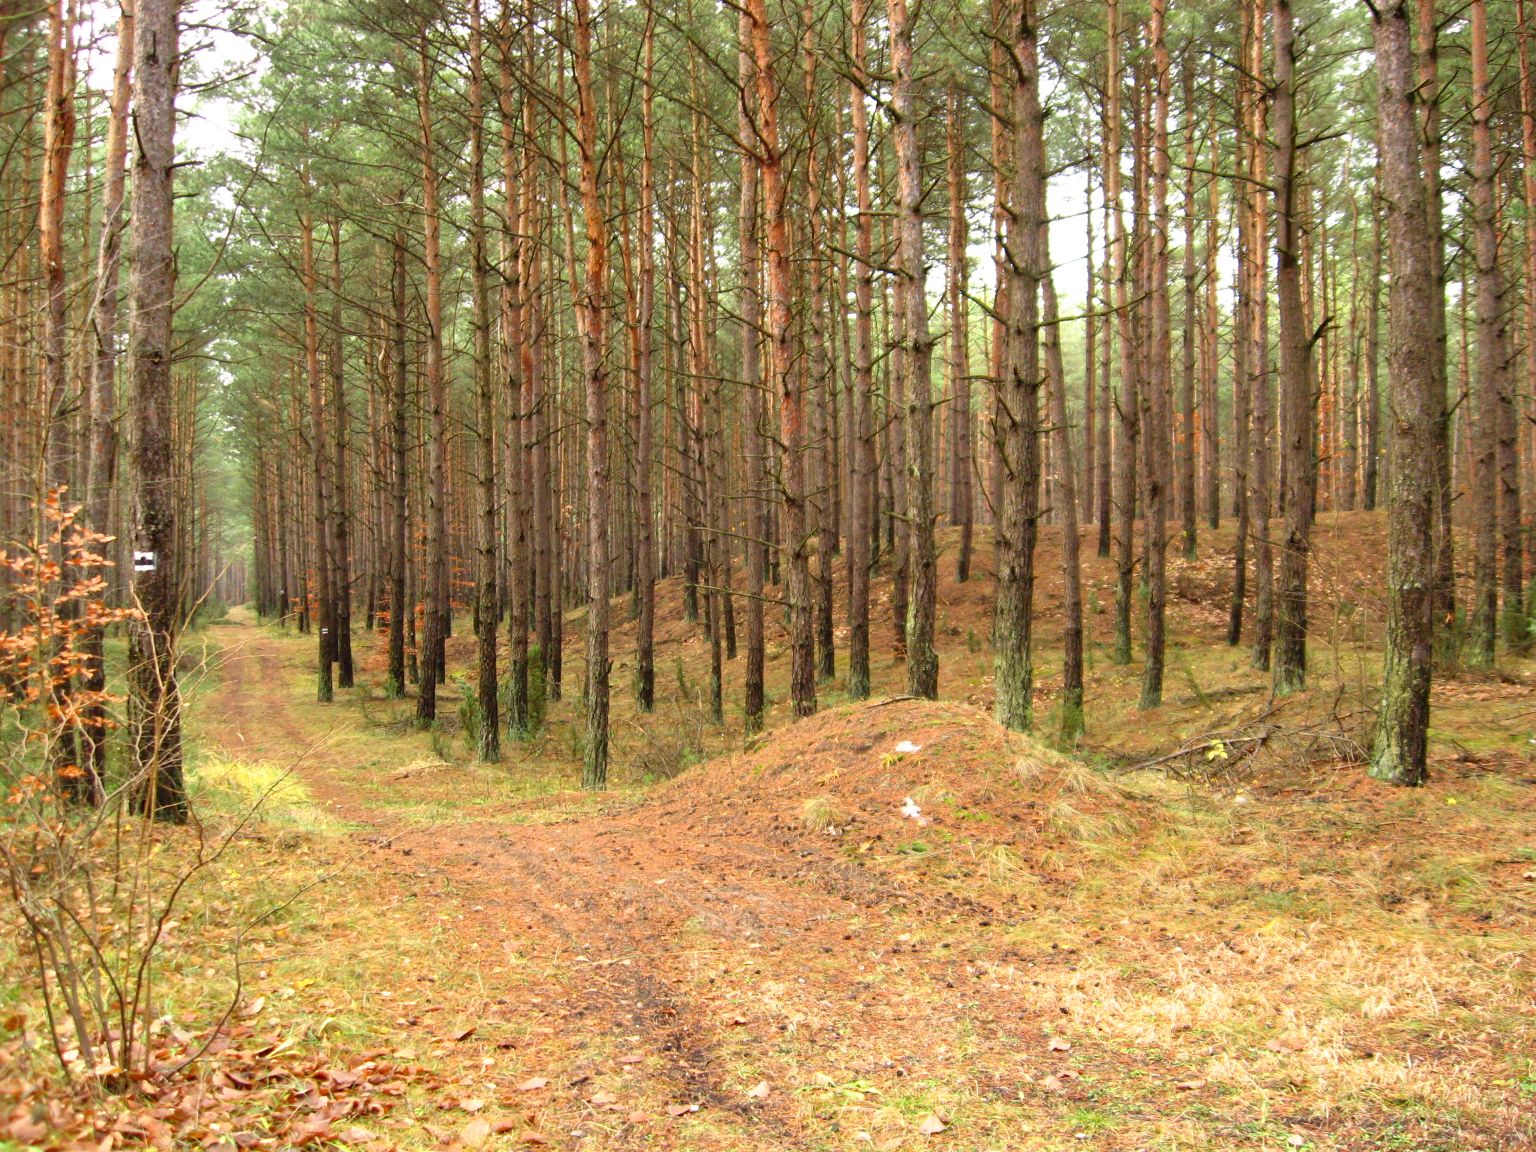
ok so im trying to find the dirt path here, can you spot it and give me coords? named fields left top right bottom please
left=199, top=619, right=1082, bottom=1151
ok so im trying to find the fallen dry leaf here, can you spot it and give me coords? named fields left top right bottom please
left=1047, top=1037, right=1071, bottom=1052
left=516, top=1077, right=548, bottom=1092
left=460, top=1117, right=492, bottom=1148
left=746, top=1081, right=770, bottom=1099
left=449, top=1026, right=476, bottom=1042
left=459, top=1098, right=486, bottom=1113
left=1039, top=1075, right=1065, bottom=1092
left=666, top=1103, right=700, bottom=1117
left=8, top=1116, right=48, bottom=1144
left=616, top=1054, right=643, bottom=1065
left=917, top=1112, right=947, bottom=1135
left=289, top=1117, right=333, bottom=1145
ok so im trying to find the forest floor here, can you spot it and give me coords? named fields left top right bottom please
left=5, top=513, right=1536, bottom=1151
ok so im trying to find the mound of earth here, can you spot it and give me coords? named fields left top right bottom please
left=616, top=697, right=1148, bottom=888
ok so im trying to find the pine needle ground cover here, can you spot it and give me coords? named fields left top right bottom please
left=5, top=519, right=1532, bottom=1152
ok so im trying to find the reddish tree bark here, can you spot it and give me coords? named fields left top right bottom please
left=574, top=0, right=612, bottom=784
left=750, top=0, right=815, bottom=717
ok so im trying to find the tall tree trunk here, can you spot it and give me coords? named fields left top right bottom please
left=1043, top=247, right=1084, bottom=739
left=523, top=47, right=558, bottom=704
left=1272, top=0, right=1316, bottom=694
left=846, top=0, right=875, bottom=701
left=888, top=218, right=909, bottom=661
left=686, top=74, right=723, bottom=725
left=414, top=29, right=448, bottom=725
left=1107, top=0, right=1139, bottom=667
left=39, top=0, right=79, bottom=795
left=889, top=0, right=937, bottom=699
left=751, top=0, right=815, bottom=718
left=1416, top=0, right=1455, bottom=654
left=990, top=0, right=1011, bottom=562
left=1229, top=56, right=1252, bottom=647
left=1469, top=0, right=1506, bottom=666
left=40, top=0, right=76, bottom=494
left=1363, top=168, right=1382, bottom=511
left=82, top=0, right=132, bottom=793
left=1082, top=165, right=1098, bottom=528
left=1370, top=0, right=1436, bottom=787
left=300, top=183, right=334, bottom=704
left=1342, top=186, right=1362, bottom=513
left=1203, top=130, right=1221, bottom=530
left=635, top=11, right=658, bottom=706
left=994, top=0, right=1044, bottom=732
left=574, top=0, right=611, bottom=785
left=1140, top=0, right=1171, bottom=709
left=738, top=11, right=767, bottom=727
left=127, top=0, right=186, bottom=822
left=329, top=224, right=354, bottom=689
left=948, top=82, right=973, bottom=583
left=1179, top=68, right=1198, bottom=561
left=1518, top=0, right=1536, bottom=636
left=1096, top=132, right=1114, bottom=556
left=387, top=220, right=408, bottom=697
left=1248, top=0, right=1274, bottom=672
left=469, top=0, right=499, bottom=758
left=802, top=4, right=835, bottom=684
left=496, top=3, right=531, bottom=731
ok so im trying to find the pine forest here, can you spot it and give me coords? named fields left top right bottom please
left=1, top=0, right=1535, bottom=1148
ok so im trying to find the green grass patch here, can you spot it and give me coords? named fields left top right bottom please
left=189, top=752, right=335, bottom=832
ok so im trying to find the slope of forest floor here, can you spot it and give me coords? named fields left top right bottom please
left=5, top=513, right=1536, bottom=1151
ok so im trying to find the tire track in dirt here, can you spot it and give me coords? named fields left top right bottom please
left=414, top=807, right=1049, bottom=1143
left=475, top=843, right=806, bottom=1143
